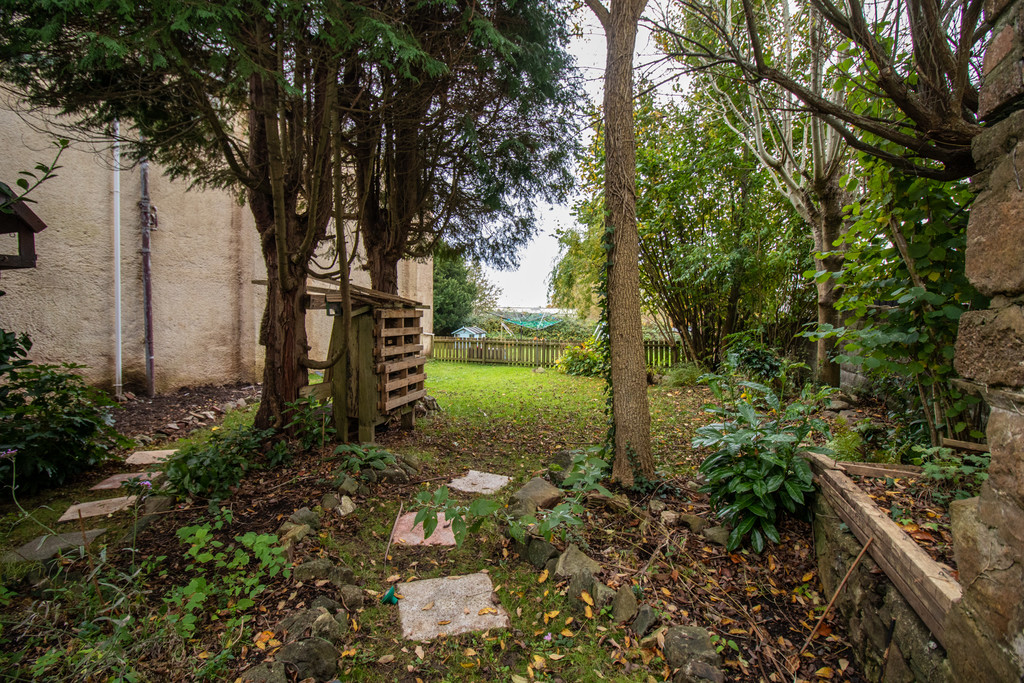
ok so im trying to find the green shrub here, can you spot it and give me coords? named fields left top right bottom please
left=911, top=445, right=989, bottom=503
left=555, top=337, right=608, bottom=377
left=693, top=368, right=832, bottom=552
left=164, top=425, right=289, bottom=501
left=284, top=395, right=335, bottom=450
left=0, top=329, right=129, bottom=495
left=330, top=443, right=396, bottom=476
left=723, top=336, right=782, bottom=382
left=661, top=361, right=704, bottom=387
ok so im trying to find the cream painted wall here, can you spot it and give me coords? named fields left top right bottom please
left=1, top=102, right=432, bottom=393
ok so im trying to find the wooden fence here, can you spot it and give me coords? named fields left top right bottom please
left=430, top=337, right=681, bottom=368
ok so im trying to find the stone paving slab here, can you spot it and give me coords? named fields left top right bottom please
left=125, top=449, right=177, bottom=466
left=58, top=496, right=137, bottom=523
left=1, top=528, right=106, bottom=563
left=392, top=512, right=457, bottom=546
left=90, top=472, right=162, bottom=491
left=448, top=470, right=511, bottom=495
left=397, top=572, right=509, bottom=641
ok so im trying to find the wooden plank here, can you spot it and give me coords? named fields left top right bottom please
left=941, top=437, right=990, bottom=453
left=805, top=453, right=960, bottom=647
left=300, top=383, right=332, bottom=401
left=383, top=388, right=426, bottom=413
left=327, top=314, right=348, bottom=436
left=377, top=343, right=423, bottom=359
left=375, top=309, right=423, bottom=320
left=377, top=356, right=426, bottom=374
left=383, top=372, right=426, bottom=393
left=838, top=461, right=924, bottom=479
left=377, top=326, right=423, bottom=338
left=357, top=315, right=376, bottom=444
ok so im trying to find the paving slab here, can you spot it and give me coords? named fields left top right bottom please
left=448, top=470, right=512, bottom=495
left=397, top=572, right=509, bottom=641
left=90, top=472, right=162, bottom=491
left=58, top=496, right=137, bottom=523
left=1, top=528, right=106, bottom=563
left=392, top=512, right=457, bottom=546
left=125, top=449, right=177, bottom=466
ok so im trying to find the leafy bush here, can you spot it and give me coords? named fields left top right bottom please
left=555, top=336, right=608, bottom=377
left=164, top=425, right=289, bottom=501
left=284, top=395, right=336, bottom=450
left=0, top=329, right=129, bottom=495
left=661, top=361, right=704, bottom=387
left=330, top=443, right=396, bottom=476
left=693, top=369, right=831, bottom=552
left=722, top=334, right=782, bottom=382
left=911, top=445, right=989, bottom=503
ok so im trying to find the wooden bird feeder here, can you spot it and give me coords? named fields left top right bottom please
left=0, top=194, right=47, bottom=270
left=305, top=283, right=428, bottom=442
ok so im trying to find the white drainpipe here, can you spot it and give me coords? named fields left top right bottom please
left=113, top=121, right=123, bottom=397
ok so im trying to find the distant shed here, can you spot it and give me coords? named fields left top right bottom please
left=306, top=284, right=427, bottom=442
left=452, top=325, right=486, bottom=339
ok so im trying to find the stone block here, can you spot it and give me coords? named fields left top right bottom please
left=945, top=600, right=1024, bottom=681
left=972, top=109, right=1024, bottom=170
left=125, top=449, right=176, bottom=466
left=392, top=512, right=457, bottom=547
left=58, top=496, right=137, bottom=523
left=985, top=410, right=1024, bottom=509
left=955, top=306, right=1024, bottom=386
left=979, top=49, right=1024, bottom=120
left=554, top=543, right=601, bottom=578
left=511, top=477, right=563, bottom=510
left=966, top=169, right=1024, bottom=296
left=448, top=470, right=511, bottom=495
left=984, top=26, right=1019, bottom=76
left=396, top=572, right=509, bottom=640
left=90, top=471, right=161, bottom=491
left=1, top=528, right=106, bottom=563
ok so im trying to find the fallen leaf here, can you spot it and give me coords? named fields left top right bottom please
left=479, top=607, right=498, bottom=615
left=585, top=605, right=594, bottom=619
left=532, top=654, right=546, bottom=669
left=415, top=645, right=425, bottom=659
left=422, top=602, right=434, bottom=611
left=378, top=654, right=395, bottom=664
left=538, top=569, right=549, bottom=584
left=561, top=629, right=574, bottom=637
left=549, top=653, right=565, bottom=660
left=464, top=647, right=478, bottom=656
left=815, top=666, right=834, bottom=678
left=197, top=651, right=210, bottom=660
left=580, top=591, right=594, bottom=606
left=341, top=649, right=356, bottom=657
left=437, top=620, right=451, bottom=625
left=387, top=573, right=401, bottom=583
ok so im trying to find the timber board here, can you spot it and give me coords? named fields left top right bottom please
left=382, top=388, right=426, bottom=413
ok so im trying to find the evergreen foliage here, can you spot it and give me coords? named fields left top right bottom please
left=433, top=253, right=478, bottom=335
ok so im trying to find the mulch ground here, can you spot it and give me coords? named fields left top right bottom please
left=112, top=383, right=261, bottom=443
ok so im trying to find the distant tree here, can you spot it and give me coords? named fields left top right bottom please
left=341, top=0, right=581, bottom=294
left=433, top=254, right=478, bottom=335
left=465, top=260, right=503, bottom=317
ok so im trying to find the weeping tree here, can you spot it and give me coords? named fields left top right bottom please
left=338, top=0, right=581, bottom=295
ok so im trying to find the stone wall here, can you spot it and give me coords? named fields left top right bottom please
left=944, top=0, right=1024, bottom=677
left=812, top=496, right=953, bottom=682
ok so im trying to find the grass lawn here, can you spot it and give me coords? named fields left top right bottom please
left=0, top=361, right=856, bottom=682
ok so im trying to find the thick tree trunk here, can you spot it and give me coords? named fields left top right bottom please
left=253, top=214, right=310, bottom=431
left=600, top=0, right=654, bottom=487
left=811, top=180, right=846, bottom=387
left=367, top=243, right=400, bottom=295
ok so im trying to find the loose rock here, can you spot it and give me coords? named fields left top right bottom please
left=611, top=585, right=638, bottom=623
left=293, top=558, right=355, bottom=587
left=649, top=499, right=667, bottom=515
left=512, top=477, right=563, bottom=510
left=525, top=538, right=559, bottom=569
left=702, top=525, right=731, bottom=547
left=311, top=611, right=346, bottom=645
left=660, top=510, right=681, bottom=527
left=379, top=467, right=409, bottom=485
left=239, top=661, right=287, bottom=683
left=338, top=477, right=359, bottom=496
left=338, top=584, right=364, bottom=611
left=633, top=604, right=657, bottom=637
left=276, top=637, right=339, bottom=681
left=289, top=507, right=321, bottom=530
left=337, top=495, right=357, bottom=517
left=321, top=493, right=341, bottom=511
left=555, top=544, right=601, bottom=578
left=663, top=625, right=721, bottom=670
left=681, top=514, right=708, bottom=534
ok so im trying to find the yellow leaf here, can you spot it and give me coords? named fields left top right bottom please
left=255, top=630, right=274, bottom=644
left=549, top=653, right=565, bottom=660
left=565, top=617, right=574, bottom=625
left=378, top=654, right=395, bottom=664
left=341, top=649, right=357, bottom=658
left=464, top=648, right=478, bottom=656
left=538, top=569, right=549, bottom=584
left=437, top=620, right=451, bottom=625
left=561, top=629, right=574, bottom=637
left=533, top=654, right=546, bottom=669
left=585, top=605, right=594, bottom=619
left=461, top=662, right=476, bottom=669
left=580, top=591, right=594, bottom=606
left=478, top=607, right=498, bottom=615
left=386, top=573, right=401, bottom=583
left=422, top=602, right=434, bottom=611
left=197, top=651, right=210, bottom=660
left=801, top=572, right=814, bottom=582
left=816, top=666, right=834, bottom=678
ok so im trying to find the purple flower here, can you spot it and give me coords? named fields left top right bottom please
left=0, top=449, right=16, bottom=460
left=544, top=633, right=552, bottom=641
left=140, top=480, right=152, bottom=488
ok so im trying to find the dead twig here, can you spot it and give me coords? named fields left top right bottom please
left=793, top=537, right=874, bottom=669
left=383, top=502, right=404, bottom=569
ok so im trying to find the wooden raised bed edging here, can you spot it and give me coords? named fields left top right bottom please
left=802, top=452, right=962, bottom=649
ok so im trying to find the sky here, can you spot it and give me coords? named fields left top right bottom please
left=484, top=17, right=670, bottom=309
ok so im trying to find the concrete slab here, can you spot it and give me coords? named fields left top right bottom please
left=125, top=449, right=177, bottom=466
left=448, top=470, right=512, bottom=495
left=90, top=472, right=162, bottom=491
left=392, top=512, right=457, bottom=547
left=1, top=528, right=106, bottom=563
left=397, top=572, right=509, bottom=641
left=58, top=496, right=137, bottom=523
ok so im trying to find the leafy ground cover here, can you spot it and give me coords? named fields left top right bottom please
left=0, top=362, right=862, bottom=681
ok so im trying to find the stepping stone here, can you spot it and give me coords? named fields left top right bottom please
left=125, top=449, right=177, bottom=466
left=1, top=528, right=106, bottom=563
left=397, top=572, right=509, bottom=641
left=90, top=472, right=161, bottom=491
left=449, top=470, right=511, bottom=495
left=58, top=496, right=137, bottom=523
left=392, top=512, right=457, bottom=547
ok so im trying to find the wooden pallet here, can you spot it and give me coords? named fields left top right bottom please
left=374, top=308, right=426, bottom=413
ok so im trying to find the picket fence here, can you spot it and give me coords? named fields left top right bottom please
left=430, top=337, right=680, bottom=368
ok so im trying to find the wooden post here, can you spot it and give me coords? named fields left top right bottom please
left=326, top=314, right=348, bottom=437
left=357, top=315, right=376, bottom=443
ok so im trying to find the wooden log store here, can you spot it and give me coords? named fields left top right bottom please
left=305, top=284, right=427, bottom=443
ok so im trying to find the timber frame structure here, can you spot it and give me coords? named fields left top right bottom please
left=305, top=284, right=427, bottom=442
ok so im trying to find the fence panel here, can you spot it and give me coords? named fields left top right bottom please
left=431, top=337, right=680, bottom=368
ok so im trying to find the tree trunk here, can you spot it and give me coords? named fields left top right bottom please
left=811, top=180, right=846, bottom=387
left=367, top=242, right=400, bottom=295
left=598, top=0, right=654, bottom=487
